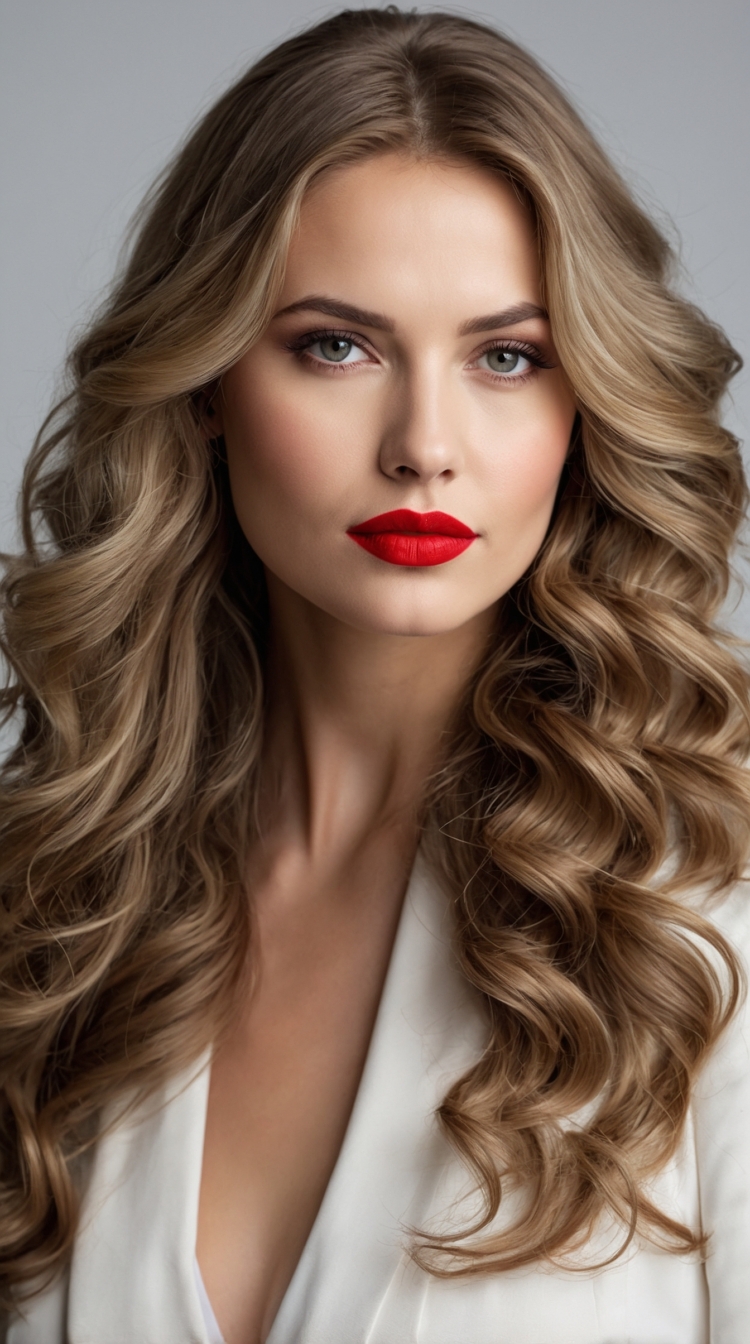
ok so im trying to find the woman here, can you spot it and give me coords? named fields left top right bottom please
left=1, top=8, right=748, bottom=1342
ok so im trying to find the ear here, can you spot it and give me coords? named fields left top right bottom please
left=196, top=380, right=225, bottom=441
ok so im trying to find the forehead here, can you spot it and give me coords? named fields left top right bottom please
left=282, top=153, right=542, bottom=317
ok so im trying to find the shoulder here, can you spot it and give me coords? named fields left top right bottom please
left=700, top=871, right=750, bottom=957
left=693, top=870, right=750, bottom=1112
left=687, top=875, right=750, bottom=1337
left=690, top=869, right=750, bottom=1105
left=694, top=874, right=750, bottom=1086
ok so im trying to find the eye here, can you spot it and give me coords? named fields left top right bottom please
left=308, top=335, right=365, bottom=364
left=479, top=346, right=532, bottom=377
left=285, top=327, right=377, bottom=372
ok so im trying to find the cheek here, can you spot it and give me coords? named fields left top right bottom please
left=482, top=390, right=574, bottom=521
left=222, top=365, right=352, bottom=529
left=228, top=395, right=325, bottom=510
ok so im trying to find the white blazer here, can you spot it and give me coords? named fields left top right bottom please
left=6, top=854, right=750, bottom=1344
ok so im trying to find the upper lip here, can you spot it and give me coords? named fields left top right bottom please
left=348, top=509, right=476, bottom=538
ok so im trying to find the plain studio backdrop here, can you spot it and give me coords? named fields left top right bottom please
left=1, top=1, right=749, bottom=656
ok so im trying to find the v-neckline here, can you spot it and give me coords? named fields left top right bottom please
left=67, top=849, right=487, bottom=1344
left=263, top=847, right=487, bottom=1343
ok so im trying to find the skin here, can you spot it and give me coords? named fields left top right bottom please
left=196, top=152, right=577, bottom=1344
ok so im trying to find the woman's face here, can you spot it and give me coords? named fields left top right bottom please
left=218, top=153, right=577, bottom=636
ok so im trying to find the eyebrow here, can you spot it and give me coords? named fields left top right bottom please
left=274, top=296, right=395, bottom=331
left=458, top=302, right=548, bottom=334
left=274, top=295, right=548, bottom=335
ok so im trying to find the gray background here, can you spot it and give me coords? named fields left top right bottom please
left=2, top=0, right=749, bottom=626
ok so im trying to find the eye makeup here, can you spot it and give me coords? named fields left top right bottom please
left=284, top=325, right=556, bottom=384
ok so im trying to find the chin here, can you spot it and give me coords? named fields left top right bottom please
left=332, top=586, right=490, bottom=639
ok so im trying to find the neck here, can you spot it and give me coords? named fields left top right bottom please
left=259, top=573, right=495, bottom=866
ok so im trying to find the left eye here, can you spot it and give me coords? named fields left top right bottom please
left=310, top=336, right=364, bottom=364
left=479, top=348, right=531, bottom=376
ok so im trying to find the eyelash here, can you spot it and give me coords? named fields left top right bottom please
left=286, top=328, right=367, bottom=371
left=285, top=327, right=554, bottom=383
left=474, top=337, right=554, bottom=383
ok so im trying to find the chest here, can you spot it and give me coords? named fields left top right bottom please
left=7, top=860, right=716, bottom=1344
left=196, top=864, right=406, bottom=1343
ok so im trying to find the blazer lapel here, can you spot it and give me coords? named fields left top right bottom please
left=59, top=851, right=485, bottom=1344
left=67, top=1059, right=212, bottom=1344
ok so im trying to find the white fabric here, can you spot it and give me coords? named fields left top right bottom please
left=194, top=1259, right=225, bottom=1344
left=6, top=853, right=750, bottom=1343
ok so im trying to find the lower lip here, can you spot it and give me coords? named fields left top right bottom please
left=348, top=532, right=476, bottom=567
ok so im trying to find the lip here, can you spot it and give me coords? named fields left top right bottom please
left=347, top=509, right=478, bottom=567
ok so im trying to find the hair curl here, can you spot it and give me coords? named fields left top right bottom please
left=1, top=5, right=749, bottom=1303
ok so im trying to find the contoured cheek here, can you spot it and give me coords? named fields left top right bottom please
left=468, top=376, right=573, bottom=587
left=223, top=356, right=374, bottom=574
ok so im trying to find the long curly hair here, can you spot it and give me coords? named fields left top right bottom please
left=1, top=6, right=748, bottom=1303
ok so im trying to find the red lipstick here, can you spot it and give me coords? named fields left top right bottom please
left=347, top=509, right=477, bottom=567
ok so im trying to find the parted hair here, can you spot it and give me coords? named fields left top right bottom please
left=1, top=6, right=749, bottom=1302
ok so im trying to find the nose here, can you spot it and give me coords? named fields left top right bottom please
left=378, top=362, right=464, bottom=484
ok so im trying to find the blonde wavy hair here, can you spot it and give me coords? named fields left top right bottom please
left=1, top=6, right=749, bottom=1303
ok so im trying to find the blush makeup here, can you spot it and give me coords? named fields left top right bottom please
left=347, top=509, right=477, bottom=567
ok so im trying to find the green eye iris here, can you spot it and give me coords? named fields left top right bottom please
left=318, top=337, right=354, bottom=362
left=486, top=348, right=520, bottom=374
